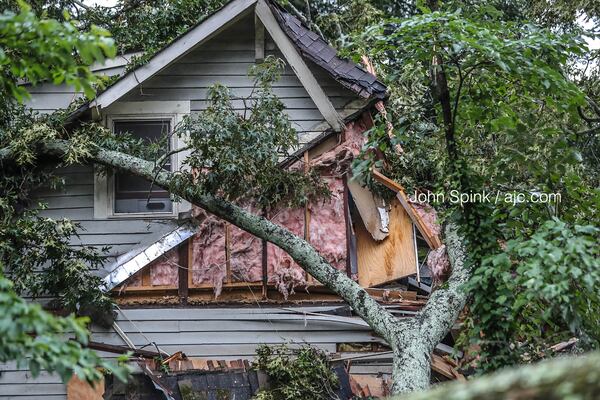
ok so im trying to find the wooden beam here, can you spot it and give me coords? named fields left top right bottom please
left=225, top=224, right=232, bottom=282
left=141, top=267, right=151, bottom=287
left=255, top=0, right=343, bottom=131
left=261, top=238, right=268, bottom=299
left=188, top=235, right=195, bottom=289
left=87, top=341, right=160, bottom=358
left=343, top=176, right=353, bottom=277
left=92, top=0, right=258, bottom=110
left=178, top=240, right=190, bottom=304
left=303, top=151, right=314, bottom=283
left=255, top=14, right=265, bottom=61
left=371, top=169, right=442, bottom=249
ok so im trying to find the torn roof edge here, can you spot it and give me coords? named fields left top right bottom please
left=280, top=98, right=379, bottom=169
left=268, top=1, right=387, bottom=100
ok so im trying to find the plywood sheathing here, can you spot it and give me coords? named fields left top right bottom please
left=371, top=169, right=443, bottom=249
left=356, top=199, right=417, bottom=287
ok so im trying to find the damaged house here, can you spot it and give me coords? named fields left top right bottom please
left=1, top=0, right=453, bottom=398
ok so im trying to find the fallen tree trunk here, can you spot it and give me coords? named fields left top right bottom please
left=397, top=351, right=600, bottom=400
left=0, top=139, right=471, bottom=394
left=389, top=223, right=470, bottom=393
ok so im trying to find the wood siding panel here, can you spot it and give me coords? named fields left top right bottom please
left=1, top=307, right=376, bottom=400
left=30, top=163, right=180, bottom=260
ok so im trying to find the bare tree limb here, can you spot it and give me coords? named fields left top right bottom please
left=396, top=351, right=600, bottom=400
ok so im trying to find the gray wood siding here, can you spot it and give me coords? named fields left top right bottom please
left=31, top=165, right=179, bottom=269
left=120, top=13, right=358, bottom=146
left=23, top=64, right=128, bottom=114
left=0, top=306, right=380, bottom=399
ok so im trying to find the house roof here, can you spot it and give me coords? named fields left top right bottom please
left=69, top=0, right=386, bottom=124
left=269, top=2, right=386, bottom=100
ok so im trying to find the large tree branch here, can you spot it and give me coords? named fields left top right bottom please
left=389, top=223, right=470, bottom=394
left=417, top=223, right=470, bottom=350
left=397, top=351, right=600, bottom=400
left=1, top=139, right=473, bottom=395
left=2, top=140, right=400, bottom=342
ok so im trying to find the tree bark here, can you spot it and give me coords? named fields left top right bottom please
left=389, top=223, right=470, bottom=393
left=396, top=351, right=600, bottom=400
left=0, top=140, right=471, bottom=394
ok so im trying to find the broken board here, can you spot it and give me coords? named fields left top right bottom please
left=356, top=198, right=416, bottom=287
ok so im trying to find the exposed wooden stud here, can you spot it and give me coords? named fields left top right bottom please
left=261, top=238, right=268, bottom=299
left=255, top=14, right=265, bottom=61
left=188, top=235, right=195, bottom=289
left=343, top=176, right=353, bottom=277
left=178, top=240, right=190, bottom=304
left=225, top=224, right=232, bottom=283
left=303, top=151, right=314, bottom=283
left=413, top=224, right=420, bottom=283
left=255, top=0, right=343, bottom=131
left=141, top=266, right=151, bottom=287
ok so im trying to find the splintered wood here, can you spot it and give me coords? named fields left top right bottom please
left=371, top=168, right=443, bottom=249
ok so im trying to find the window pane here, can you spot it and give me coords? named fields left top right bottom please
left=113, top=120, right=173, bottom=214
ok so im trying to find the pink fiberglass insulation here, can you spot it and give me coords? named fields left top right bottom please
left=267, top=207, right=307, bottom=297
left=427, top=244, right=450, bottom=285
left=308, top=176, right=347, bottom=271
left=305, top=118, right=368, bottom=177
left=409, top=200, right=442, bottom=238
left=230, top=223, right=263, bottom=282
left=150, top=248, right=180, bottom=286
left=191, top=208, right=226, bottom=295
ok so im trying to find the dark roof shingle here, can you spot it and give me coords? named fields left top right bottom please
left=270, top=2, right=387, bottom=100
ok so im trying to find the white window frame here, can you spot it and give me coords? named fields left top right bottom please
left=94, top=101, right=191, bottom=219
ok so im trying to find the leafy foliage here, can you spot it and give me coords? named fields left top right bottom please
left=252, top=344, right=340, bottom=400
left=349, top=2, right=600, bottom=372
left=179, top=56, right=328, bottom=209
left=462, top=219, right=600, bottom=371
left=0, top=2, right=128, bottom=383
left=0, top=271, right=130, bottom=383
left=0, top=2, right=115, bottom=101
left=0, top=205, right=113, bottom=318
